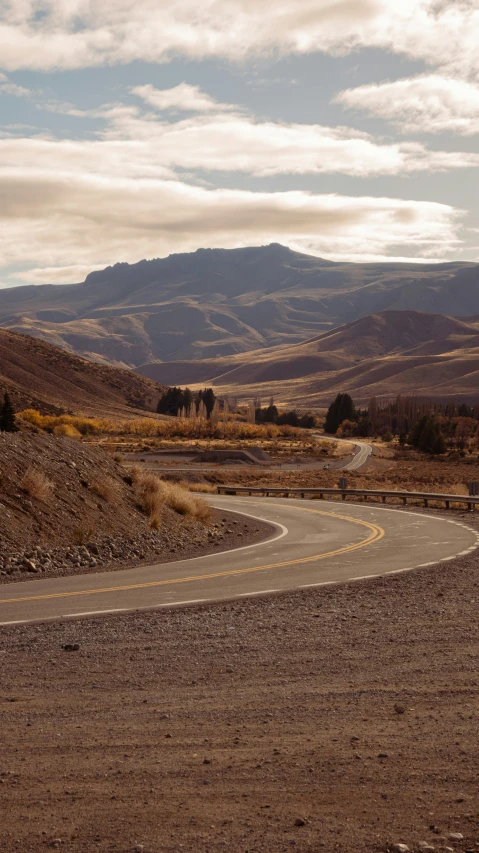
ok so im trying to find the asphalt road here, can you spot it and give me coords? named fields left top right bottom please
left=318, top=434, right=373, bottom=471
left=1, top=496, right=477, bottom=626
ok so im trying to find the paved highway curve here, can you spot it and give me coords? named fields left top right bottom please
left=0, top=496, right=478, bottom=626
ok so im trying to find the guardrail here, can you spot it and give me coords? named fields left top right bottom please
left=217, top=485, right=479, bottom=511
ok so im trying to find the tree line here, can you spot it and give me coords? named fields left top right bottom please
left=323, top=392, right=479, bottom=455
left=156, top=387, right=216, bottom=418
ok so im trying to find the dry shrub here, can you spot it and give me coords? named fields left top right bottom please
left=131, top=467, right=211, bottom=527
left=178, top=480, right=217, bottom=494
left=53, top=423, right=82, bottom=438
left=73, top=521, right=95, bottom=545
left=91, top=478, right=117, bottom=503
left=21, top=467, right=54, bottom=501
left=20, top=409, right=115, bottom=436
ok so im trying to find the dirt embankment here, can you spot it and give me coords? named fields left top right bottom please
left=1, top=542, right=478, bottom=853
left=0, top=434, right=272, bottom=582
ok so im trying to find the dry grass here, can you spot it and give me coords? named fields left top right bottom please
left=52, top=423, right=82, bottom=438
left=91, top=478, right=117, bottom=503
left=130, top=467, right=212, bottom=528
left=178, top=480, right=217, bottom=495
left=72, top=521, right=95, bottom=545
left=21, top=467, right=54, bottom=502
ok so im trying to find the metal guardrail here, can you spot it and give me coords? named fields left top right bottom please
left=217, top=485, right=479, bottom=511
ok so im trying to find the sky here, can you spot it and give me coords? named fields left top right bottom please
left=0, top=0, right=479, bottom=288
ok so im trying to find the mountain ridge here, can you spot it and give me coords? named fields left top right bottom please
left=135, top=309, right=479, bottom=406
left=0, top=244, right=477, bottom=369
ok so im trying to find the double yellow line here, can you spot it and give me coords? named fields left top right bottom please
left=0, top=502, right=384, bottom=606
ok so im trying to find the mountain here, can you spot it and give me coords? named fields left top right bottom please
left=0, top=329, right=164, bottom=416
left=0, top=244, right=477, bottom=369
left=135, top=310, right=479, bottom=406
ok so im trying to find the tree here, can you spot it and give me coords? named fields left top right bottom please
left=299, top=414, right=316, bottom=429
left=325, top=393, right=355, bottom=434
left=183, top=387, right=193, bottom=412
left=409, top=414, right=446, bottom=455
left=197, top=388, right=216, bottom=418
left=276, top=410, right=299, bottom=427
left=264, top=404, right=278, bottom=423
left=156, top=387, right=185, bottom=416
left=0, top=392, right=17, bottom=432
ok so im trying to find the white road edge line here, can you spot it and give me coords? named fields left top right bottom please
left=63, top=609, right=129, bottom=617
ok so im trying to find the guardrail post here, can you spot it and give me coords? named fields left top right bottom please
left=445, top=500, right=450, bottom=510
left=402, top=497, right=407, bottom=505
left=424, top=499, right=428, bottom=507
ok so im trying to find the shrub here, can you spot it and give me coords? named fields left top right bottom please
left=21, top=467, right=54, bottom=501
left=130, top=467, right=211, bottom=527
left=53, top=423, right=82, bottom=438
left=91, top=478, right=117, bottom=503
left=73, top=521, right=95, bottom=545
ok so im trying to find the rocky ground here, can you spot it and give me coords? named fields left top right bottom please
left=0, top=433, right=272, bottom=583
left=1, top=512, right=478, bottom=853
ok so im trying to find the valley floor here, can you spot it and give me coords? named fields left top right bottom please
left=1, top=510, right=478, bottom=853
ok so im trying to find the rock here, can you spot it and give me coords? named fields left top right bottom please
left=62, top=643, right=80, bottom=652
left=203, top=758, right=211, bottom=765
left=22, top=558, right=38, bottom=573
left=447, top=834, right=463, bottom=842
left=418, top=843, right=435, bottom=851
left=133, top=846, right=144, bottom=852
left=391, top=845, right=409, bottom=853
left=378, top=752, right=389, bottom=758
left=394, top=703, right=406, bottom=714
left=294, top=818, right=307, bottom=827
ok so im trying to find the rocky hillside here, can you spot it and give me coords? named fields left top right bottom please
left=0, top=434, right=217, bottom=581
left=0, top=328, right=165, bottom=416
left=0, top=244, right=476, bottom=367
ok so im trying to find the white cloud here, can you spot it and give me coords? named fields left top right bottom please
left=132, top=83, right=236, bottom=113
left=336, top=74, right=479, bottom=135
left=0, top=72, right=31, bottom=97
left=0, top=167, right=463, bottom=284
left=7, top=104, right=477, bottom=181
left=0, top=1, right=478, bottom=79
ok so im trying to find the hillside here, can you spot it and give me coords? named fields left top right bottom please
left=0, top=244, right=477, bottom=368
left=0, top=329, right=164, bottom=417
left=136, top=310, right=479, bottom=406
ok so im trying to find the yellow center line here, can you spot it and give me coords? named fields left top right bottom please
left=0, top=502, right=384, bottom=606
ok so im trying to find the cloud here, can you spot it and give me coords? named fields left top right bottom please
left=131, top=83, right=236, bottom=113
left=335, top=74, right=479, bottom=135
left=0, top=166, right=463, bottom=284
left=8, top=103, right=478, bottom=180
left=0, top=1, right=478, bottom=79
left=0, top=72, right=31, bottom=98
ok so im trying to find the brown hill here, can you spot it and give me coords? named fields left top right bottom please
left=0, top=244, right=477, bottom=367
left=0, top=329, right=164, bottom=417
left=136, top=310, right=479, bottom=406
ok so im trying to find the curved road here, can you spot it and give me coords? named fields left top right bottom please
left=318, top=434, right=373, bottom=471
left=1, top=496, right=477, bottom=626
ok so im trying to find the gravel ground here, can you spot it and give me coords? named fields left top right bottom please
left=1, top=506, right=478, bottom=853
left=0, top=508, right=273, bottom=585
